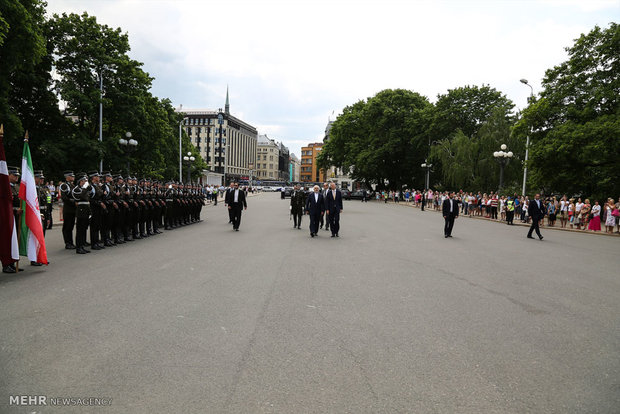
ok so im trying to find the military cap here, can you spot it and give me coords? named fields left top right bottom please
left=113, top=174, right=123, bottom=180
left=8, top=166, right=20, bottom=176
left=63, top=170, right=75, bottom=177
left=88, top=170, right=100, bottom=178
left=76, top=172, right=88, bottom=181
left=34, top=170, right=45, bottom=178
left=101, top=171, right=112, bottom=177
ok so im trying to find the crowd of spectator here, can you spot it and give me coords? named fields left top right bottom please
left=376, top=189, right=620, bottom=234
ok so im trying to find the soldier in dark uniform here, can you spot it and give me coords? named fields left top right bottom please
left=88, top=171, right=105, bottom=250
left=290, top=184, right=305, bottom=229
left=112, top=174, right=130, bottom=243
left=164, top=181, right=174, bottom=230
left=72, top=173, right=92, bottom=254
left=101, top=171, right=119, bottom=246
left=59, top=171, right=76, bottom=249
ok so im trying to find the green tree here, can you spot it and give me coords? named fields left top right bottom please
left=515, top=23, right=620, bottom=198
left=318, top=89, right=432, bottom=189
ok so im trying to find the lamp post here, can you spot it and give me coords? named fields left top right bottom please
left=179, top=116, right=187, bottom=183
left=520, top=79, right=534, bottom=195
left=118, top=131, right=138, bottom=175
left=183, top=152, right=195, bottom=184
left=493, top=144, right=513, bottom=192
left=421, top=160, right=432, bottom=189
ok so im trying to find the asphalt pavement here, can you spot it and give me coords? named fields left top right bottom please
left=1, top=193, right=619, bottom=413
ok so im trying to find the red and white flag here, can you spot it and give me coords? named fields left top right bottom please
left=18, top=135, right=48, bottom=265
left=0, top=125, right=19, bottom=265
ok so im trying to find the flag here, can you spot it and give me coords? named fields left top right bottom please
left=0, top=125, right=19, bottom=265
left=18, top=134, right=48, bottom=265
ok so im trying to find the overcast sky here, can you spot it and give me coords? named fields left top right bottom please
left=46, top=0, right=619, bottom=157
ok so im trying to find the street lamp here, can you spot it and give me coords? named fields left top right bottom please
left=493, top=144, right=513, bottom=192
left=520, top=79, right=534, bottom=196
left=118, top=131, right=138, bottom=175
left=183, top=152, right=195, bottom=184
left=421, top=160, right=433, bottom=189
left=179, top=116, right=187, bottom=183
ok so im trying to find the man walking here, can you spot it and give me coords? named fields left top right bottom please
left=305, top=185, right=324, bottom=238
left=227, top=182, right=247, bottom=231
left=224, top=182, right=235, bottom=224
left=325, top=182, right=343, bottom=237
left=290, top=184, right=305, bottom=229
left=442, top=191, right=459, bottom=238
left=527, top=193, right=544, bottom=240
left=319, top=182, right=330, bottom=231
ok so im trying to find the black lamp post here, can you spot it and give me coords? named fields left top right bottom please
left=421, top=160, right=432, bottom=189
left=183, top=152, right=195, bottom=184
left=493, top=144, right=513, bottom=192
left=119, top=131, right=138, bottom=175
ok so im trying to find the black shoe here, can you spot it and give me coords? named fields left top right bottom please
left=3, top=265, right=16, bottom=273
left=448, top=235, right=452, bottom=238
left=445, top=235, right=449, bottom=238
left=527, top=235, right=535, bottom=239
left=76, top=247, right=89, bottom=254
left=104, top=241, right=115, bottom=247
left=30, top=261, right=43, bottom=266
left=125, top=237, right=133, bottom=242
left=65, top=243, right=76, bottom=250
left=235, top=228, right=239, bottom=231
left=311, top=233, right=315, bottom=237
left=539, top=236, right=544, bottom=240
left=336, top=234, right=339, bottom=237
left=91, top=245, right=103, bottom=250
left=140, top=233, right=148, bottom=238
left=84, top=242, right=91, bottom=247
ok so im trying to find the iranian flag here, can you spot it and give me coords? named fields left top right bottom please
left=18, top=137, right=48, bottom=265
left=0, top=125, right=19, bottom=265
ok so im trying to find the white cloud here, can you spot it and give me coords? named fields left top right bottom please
left=46, top=0, right=619, bottom=157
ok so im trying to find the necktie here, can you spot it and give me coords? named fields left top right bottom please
left=332, top=190, right=336, bottom=200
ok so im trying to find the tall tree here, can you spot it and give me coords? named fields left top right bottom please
left=514, top=23, right=620, bottom=198
left=318, top=89, right=432, bottom=189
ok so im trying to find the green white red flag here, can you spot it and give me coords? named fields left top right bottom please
left=18, top=137, right=48, bottom=265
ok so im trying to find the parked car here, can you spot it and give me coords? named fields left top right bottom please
left=262, top=186, right=274, bottom=192
left=283, top=187, right=294, bottom=197
left=341, top=189, right=351, bottom=200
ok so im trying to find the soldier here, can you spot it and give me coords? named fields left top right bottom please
left=164, top=181, right=174, bottom=230
left=112, top=174, right=129, bottom=243
left=100, top=172, right=116, bottom=246
left=59, top=171, right=76, bottom=249
left=88, top=171, right=106, bottom=250
left=290, top=184, right=305, bottom=229
left=128, top=176, right=141, bottom=240
left=72, top=173, right=92, bottom=254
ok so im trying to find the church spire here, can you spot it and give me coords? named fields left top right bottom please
left=225, top=85, right=230, bottom=115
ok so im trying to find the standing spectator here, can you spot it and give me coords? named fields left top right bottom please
left=490, top=193, right=498, bottom=220
left=604, top=199, right=616, bottom=234
left=588, top=200, right=601, bottom=231
left=568, top=198, right=575, bottom=228
left=574, top=198, right=584, bottom=229
left=547, top=198, right=556, bottom=227
left=559, top=195, right=569, bottom=228
left=506, top=196, right=515, bottom=225
left=615, top=198, right=620, bottom=233
left=581, top=199, right=591, bottom=230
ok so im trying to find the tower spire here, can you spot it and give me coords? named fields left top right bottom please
left=225, top=85, right=230, bottom=115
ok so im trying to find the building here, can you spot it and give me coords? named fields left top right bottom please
left=178, top=88, right=257, bottom=184
left=256, top=134, right=280, bottom=180
left=300, top=142, right=325, bottom=183
left=278, top=142, right=290, bottom=181
left=322, top=119, right=353, bottom=189
left=289, top=153, right=300, bottom=182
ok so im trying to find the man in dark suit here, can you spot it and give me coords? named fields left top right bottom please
left=224, top=182, right=235, bottom=224
left=305, top=185, right=324, bottom=237
left=442, top=192, right=459, bottom=238
left=319, top=182, right=330, bottom=231
left=527, top=193, right=544, bottom=240
left=227, top=182, right=247, bottom=231
left=325, top=182, right=343, bottom=237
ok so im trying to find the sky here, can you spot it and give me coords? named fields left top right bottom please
left=45, top=0, right=619, bottom=157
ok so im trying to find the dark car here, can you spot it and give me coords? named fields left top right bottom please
left=341, top=189, right=351, bottom=200
left=283, top=187, right=294, bottom=198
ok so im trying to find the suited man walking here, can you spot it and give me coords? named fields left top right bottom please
left=305, top=185, right=324, bottom=237
left=227, top=182, right=247, bottom=231
left=319, top=182, right=330, bottom=231
left=442, top=192, right=459, bottom=238
left=527, top=193, right=544, bottom=240
left=224, top=182, right=235, bottom=224
left=325, top=182, right=343, bottom=237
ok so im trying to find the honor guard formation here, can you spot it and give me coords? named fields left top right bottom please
left=59, top=171, right=206, bottom=254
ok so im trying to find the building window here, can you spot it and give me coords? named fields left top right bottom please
left=197, top=145, right=201, bottom=152
left=196, top=127, right=201, bottom=134
left=187, top=128, right=192, bottom=136
left=196, top=137, right=201, bottom=143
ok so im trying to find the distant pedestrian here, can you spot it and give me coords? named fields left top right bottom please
left=227, top=182, right=247, bottom=231
left=442, top=192, right=459, bottom=238
left=290, top=184, right=305, bottom=229
left=527, top=193, right=544, bottom=240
